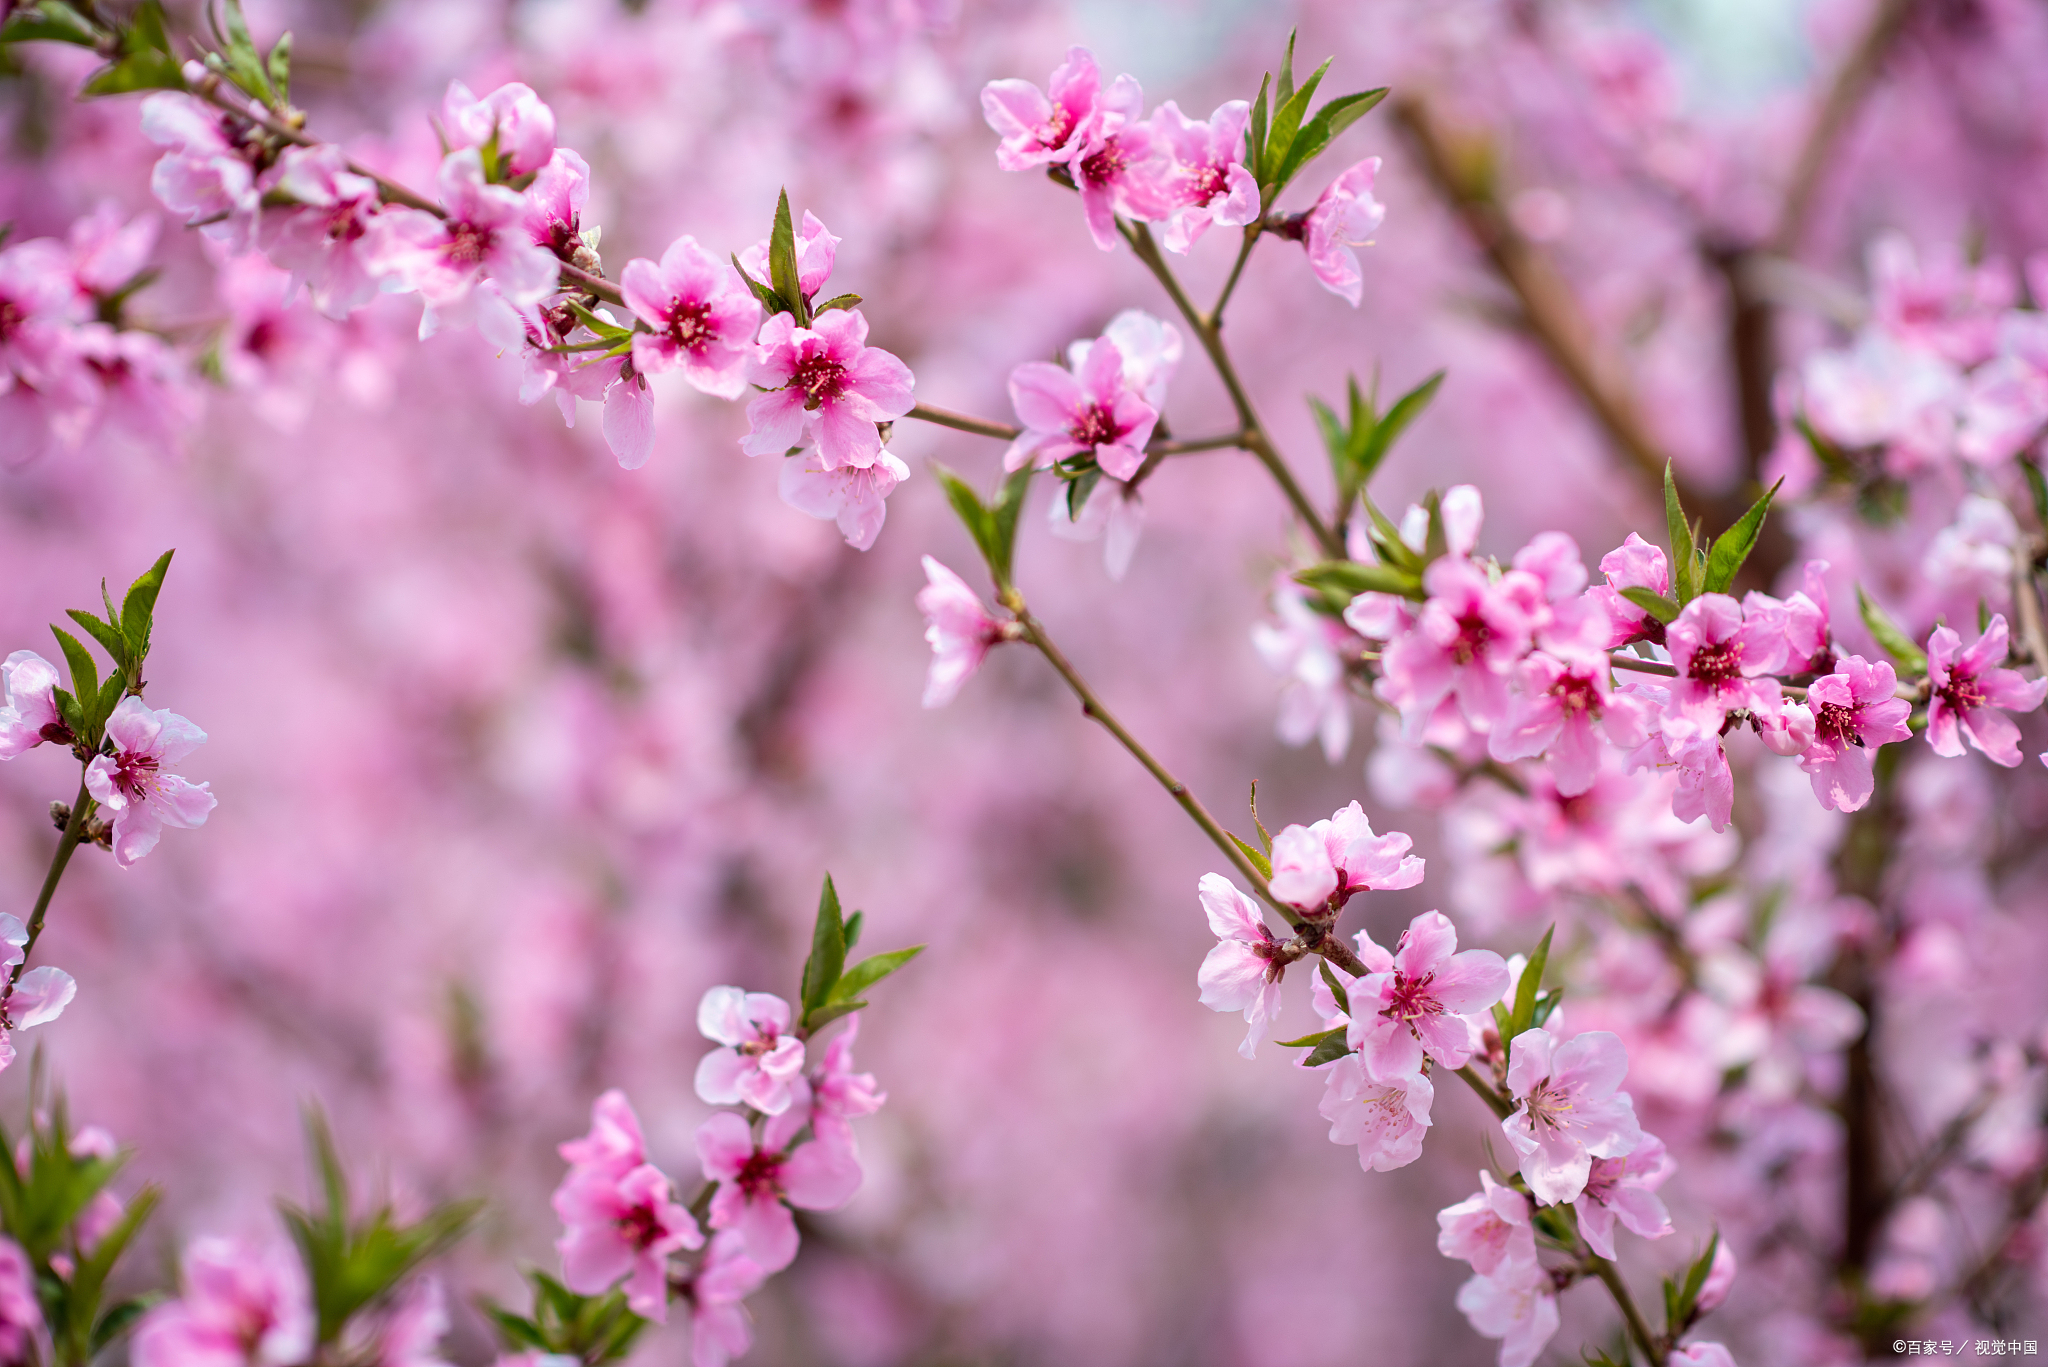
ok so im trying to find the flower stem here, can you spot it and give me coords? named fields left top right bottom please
left=1002, top=590, right=1373, bottom=975
left=10, top=780, right=93, bottom=999
left=1452, top=1064, right=1514, bottom=1120
left=1588, top=1254, right=1663, bottom=1364
left=1208, top=226, right=1261, bottom=326
left=1117, top=221, right=1346, bottom=560
left=904, top=403, right=1021, bottom=441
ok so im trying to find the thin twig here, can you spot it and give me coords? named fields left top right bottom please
left=904, top=403, right=1020, bottom=441
left=1770, top=0, right=1919, bottom=256
left=1589, top=1254, right=1663, bottom=1364
left=7, top=780, right=93, bottom=1002
left=1117, top=221, right=1347, bottom=559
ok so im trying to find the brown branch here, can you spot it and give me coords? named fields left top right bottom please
left=1770, top=0, right=1920, bottom=257
left=1393, top=94, right=1705, bottom=510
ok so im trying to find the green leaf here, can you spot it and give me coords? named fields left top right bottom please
left=50, top=627, right=98, bottom=718
left=802, top=999, right=866, bottom=1032
left=90, top=1295, right=161, bottom=1354
left=799, top=874, right=847, bottom=1017
left=210, top=0, right=277, bottom=106
left=94, top=673, right=125, bottom=735
left=131, top=0, right=174, bottom=54
left=1246, top=73, right=1270, bottom=184
left=65, top=610, right=127, bottom=671
left=0, top=2, right=101, bottom=46
left=80, top=45, right=187, bottom=96
left=1293, top=560, right=1424, bottom=600
left=1309, top=394, right=1348, bottom=483
left=826, top=945, right=924, bottom=1003
left=1504, top=924, right=1554, bottom=1043
left=812, top=292, right=862, bottom=314
left=52, top=687, right=83, bottom=741
left=1857, top=585, right=1927, bottom=675
left=1227, top=831, right=1273, bottom=880
left=1355, top=369, right=1442, bottom=483
left=1670, top=1230, right=1721, bottom=1330
left=841, top=909, right=864, bottom=951
left=768, top=189, right=804, bottom=323
left=1664, top=462, right=1696, bottom=603
left=1703, top=479, right=1781, bottom=594
left=1274, top=1026, right=1343, bottom=1049
left=1359, top=494, right=1421, bottom=572
left=119, top=548, right=174, bottom=665
left=1618, top=586, right=1680, bottom=624
left=729, top=254, right=792, bottom=318
left=266, top=30, right=291, bottom=103
left=1318, top=959, right=1350, bottom=1013
left=1263, top=56, right=1333, bottom=189
left=1421, top=489, right=1449, bottom=563
left=1302, top=1031, right=1353, bottom=1068
left=988, top=464, right=1034, bottom=586
left=1531, top=986, right=1564, bottom=1028
left=563, top=300, right=630, bottom=340
left=1275, top=87, right=1389, bottom=188
left=931, top=463, right=1006, bottom=585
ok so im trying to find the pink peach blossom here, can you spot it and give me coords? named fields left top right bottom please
left=697, top=1110, right=861, bottom=1274
left=1926, top=615, right=2047, bottom=767
left=1454, top=1259, right=1560, bottom=1367
left=622, top=237, right=760, bottom=400
left=439, top=80, right=557, bottom=180
left=1798, top=655, right=1912, bottom=811
left=980, top=47, right=1126, bottom=172
left=677, top=1232, right=766, bottom=1367
left=916, top=558, right=1008, bottom=709
left=1301, top=157, right=1386, bottom=306
left=1004, top=337, right=1157, bottom=480
left=132, top=1239, right=314, bottom=1367
left=742, top=310, right=913, bottom=470
left=1437, top=1171, right=1537, bottom=1276
left=1349, top=911, right=1509, bottom=1075
left=1573, top=1132, right=1675, bottom=1259
left=553, top=1091, right=701, bottom=1322
left=1317, top=1053, right=1432, bottom=1172
left=0, top=651, right=68, bottom=758
left=1149, top=100, right=1258, bottom=254
left=83, top=696, right=216, bottom=868
left=1196, top=873, right=1286, bottom=1059
left=1502, top=1028, right=1644, bottom=1205
left=695, top=986, right=806, bottom=1116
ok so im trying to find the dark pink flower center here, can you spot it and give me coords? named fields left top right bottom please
left=328, top=204, right=367, bottom=245
left=85, top=353, right=130, bottom=385
left=1581, top=1155, right=1623, bottom=1204
left=666, top=299, right=714, bottom=353
left=1686, top=638, right=1743, bottom=687
left=616, top=1198, right=667, bottom=1252
left=1939, top=672, right=1986, bottom=714
left=1077, top=137, right=1128, bottom=189
left=1814, top=700, right=1861, bottom=747
left=733, top=1147, right=784, bottom=1202
left=243, top=318, right=280, bottom=360
left=738, top=1030, right=780, bottom=1058
left=1185, top=162, right=1227, bottom=205
left=111, top=751, right=158, bottom=798
left=444, top=220, right=492, bottom=268
left=1451, top=613, right=1492, bottom=667
left=792, top=351, right=849, bottom=408
left=0, top=298, right=23, bottom=347
left=1380, top=971, right=1440, bottom=1023
left=1549, top=673, right=1600, bottom=716
left=1071, top=402, right=1122, bottom=449
left=1039, top=104, right=1076, bottom=150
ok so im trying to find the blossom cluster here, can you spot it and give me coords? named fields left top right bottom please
left=133, top=77, right=918, bottom=548
left=550, top=989, right=884, bottom=1367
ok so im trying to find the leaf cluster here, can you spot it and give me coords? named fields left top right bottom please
left=1856, top=586, right=1927, bottom=676
left=932, top=462, right=1033, bottom=592
left=1619, top=465, right=1780, bottom=625
left=278, top=1111, right=481, bottom=1346
left=198, top=0, right=291, bottom=111
left=47, top=551, right=174, bottom=753
left=1245, top=33, right=1389, bottom=206
left=0, top=1097, right=161, bottom=1367
left=1490, top=925, right=1561, bottom=1045
left=1661, top=1230, right=1722, bottom=1337
left=1292, top=482, right=1458, bottom=617
left=482, top=1271, right=649, bottom=1367
left=731, top=191, right=859, bottom=328
left=796, top=875, right=924, bottom=1036
left=1310, top=369, right=1443, bottom=526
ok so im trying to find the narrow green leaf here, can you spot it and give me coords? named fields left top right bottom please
left=800, top=874, right=847, bottom=1016
left=80, top=47, right=185, bottom=96
left=1227, top=831, right=1273, bottom=880
left=119, top=549, right=174, bottom=664
left=812, top=292, right=862, bottom=314
left=50, top=627, right=97, bottom=712
left=1263, top=56, right=1333, bottom=188
left=1308, top=394, right=1347, bottom=475
left=480, top=1304, right=549, bottom=1353
left=1857, top=585, right=1928, bottom=675
left=1302, top=1032, right=1353, bottom=1067
left=91, top=1295, right=160, bottom=1354
left=0, top=1, right=101, bottom=46
left=1274, top=30, right=1298, bottom=110
left=1703, top=479, right=1781, bottom=594
left=132, top=0, right=173, bottom=53
left=1664, top=463, right=1696, bottom=603
left=1618, top=586, right=1680, bottom=624
left=1356, top=369, right=1443, bottom=482
left=266, top=30, right=291, bottom=104
left=94, top=674, right=125, bottom=734
left=1318, top=959, right=1349, bottom=1013
left=1504, top=924, right=1554, bottom=1042
left=729, top=254, right=791, bottom=317
left=52, top=688, right=82, bottom=742
left=1531, top=987, right=1564, bottom=1028
left=841, top=909, right=864, bottom=951
left=989, top=463, right=1033, bottom=586
left=768, top=190, right=803, bottom=321
left=826, top=944, right=923, bottom=1003
left=929, top=463, right=1001, bottom=581
left=1421, top=489, right=1449, bottom=563
left=65, top=610, right=127, bottom=670
left=1274, top=1026, right=1343, bottom=1049
left=1293, top=560, right=1424, bottom=600
left=803, top=999, right=866, bottom=1032
left=1247, top=73, right=1270, bottom=184
left=1276, top=86, right=1389, bottom=187
left=1360, top=494, right=1421, bottom=572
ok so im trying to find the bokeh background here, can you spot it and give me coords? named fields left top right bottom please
left=6, top=0, right=2048, bottom=1362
